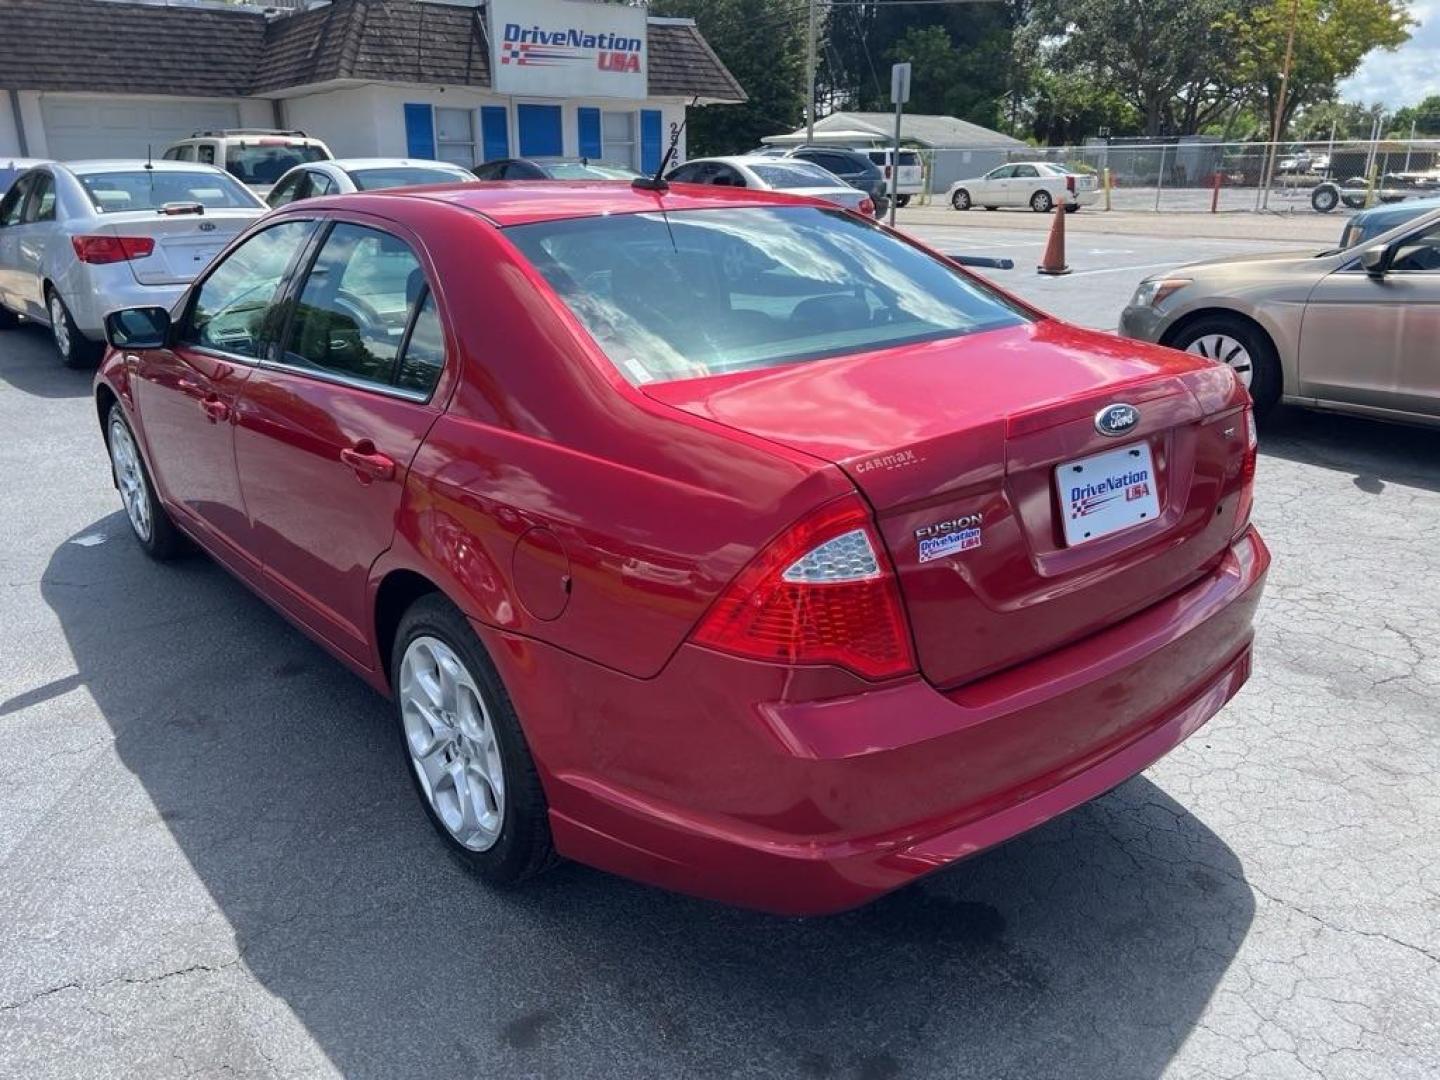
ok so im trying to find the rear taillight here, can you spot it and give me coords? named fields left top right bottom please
left=690, top=495, right=915, bottom=680
left=858, top=196, right=875, bottom=216
left=883, top=164, right=892, bottom=178
left=71, top=235, right=155, bottom=264
left=1234, top=406, right=1257, bottom=533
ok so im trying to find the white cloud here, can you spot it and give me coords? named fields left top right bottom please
left=1338, top=1, right=1440, bottom=108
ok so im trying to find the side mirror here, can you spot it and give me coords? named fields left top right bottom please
left=1360, top=245, right=1392, bottom=279
left=105, top=307, right=172, bottom=350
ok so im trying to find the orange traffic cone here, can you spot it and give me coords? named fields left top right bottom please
left=1036, top=199, right=1071, bottom=276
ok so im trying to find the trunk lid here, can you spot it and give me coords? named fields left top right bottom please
left=102, top=209, right=262, bottom=286
left=647, top=321, right=1251, bottom=688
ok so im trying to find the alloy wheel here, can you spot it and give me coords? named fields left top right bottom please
left=108, top=416, right=153, bottom=542
left=49, top=294, right=71, bottom=357
left=399, top=636, right=506, bottom=852
left=1185, top=333, right=1254, bottom=389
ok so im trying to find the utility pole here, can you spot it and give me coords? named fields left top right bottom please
left=806, top=0, right=817, bottom=144
left=1259, top=0, right=1301, bottom=209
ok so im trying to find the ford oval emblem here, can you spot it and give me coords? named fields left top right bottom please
left=1095, top=403, right=1139, bottom=437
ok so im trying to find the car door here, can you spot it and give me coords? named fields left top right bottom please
left=1298, top=219, right=1440, bottom=419
left=10, top=170, right=58, bottom=316
left=231, top=216, right=451, bottom=665
left=131, top=218, right=317, bottom=578
left=1010, top=164, right=1040, bottom=206
left=976, top=165, right=1011, bottom=204
left=0, top=173, right=33, bottom=307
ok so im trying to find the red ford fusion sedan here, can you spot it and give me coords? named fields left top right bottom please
left=93, top=180, right=1268, bottom=915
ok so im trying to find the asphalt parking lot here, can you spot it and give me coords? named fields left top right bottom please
left=1, top=218, right=1437, bottom=1079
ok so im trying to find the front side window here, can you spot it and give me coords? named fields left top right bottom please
left=1389, top=221, right=1440, bottom=272
left=281, top=223, right=433, bottom=390
left=988, top=165, right=1015, bottom=180
left=267, top=172, right=306, bottom=207
left=185, top=220, right=314, bottom=358
left=507, top=206, right=1030, bottom=385
left=79, top=169, right=259, bottom=213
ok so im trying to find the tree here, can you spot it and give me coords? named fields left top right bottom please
left=1222, top=0, right=1412, bottom=142
left=1027, top=0, right=1246, bottom=136
left=647, top=0, right=810, bottom=156
left=1390, top=95, right=1440, bottom=136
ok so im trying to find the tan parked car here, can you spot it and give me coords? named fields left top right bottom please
left=1120, top=208, right=1440, bottom=426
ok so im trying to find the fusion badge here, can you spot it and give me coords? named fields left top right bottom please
left=916, top=513, right=983, bottom=562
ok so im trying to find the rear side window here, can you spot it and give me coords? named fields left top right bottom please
left=22, top=172, right=55, bottom=222
left=898, top=151, right=920, bottom=166
left=749, top=162, right=839, bottom=189
left=280, top=223, right=443, bottom=394
left=348, top=166, right=471, bottom=190
left=186, top=220, right=314, bottom=358
left=507, top=206, right=1029, bottom=385
left=197, top=145, right=216, bottom=166
left=226, top=144, right=327, bottom=186
left=0, top=175, right=29, bottom=226
left=78, top=169, right=259, bottom=213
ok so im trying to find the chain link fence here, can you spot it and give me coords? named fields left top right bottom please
left=904, top=139, right=1440, bottom=214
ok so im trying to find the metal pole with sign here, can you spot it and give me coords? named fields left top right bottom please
left=806, top=0, right=817, bottom=144
left=888, top=62, right=910, bottom=227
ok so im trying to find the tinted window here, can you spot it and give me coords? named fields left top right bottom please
left=1013, top=165, right=1039, bottom=178
left=507, top=206, right=1029, bottom=385
left=22, top=172, right=55, bottom=222
left=898, top=151, right=920, bottom=166
left=666, top=162, right=704, bottom=183
left=308, top=171, right=336, bottom=196
left=162, top=148, right=182, bottom=161
left=1389, top=221, right=1440, bottom=272
left=197, top=145, right=216, bottom=166
left=396, top=291, right=446, bottom=394
left=79, top=169, right=259, bottom=213
left=281, top=223, right=427, bottom=389
left=226, top=144, right=327, bottom=186
left=473, top=161, right=506, bottom=180
left=185, top=220, right=313, bottom=358
left=988, top=166, right=1015, bottom=179
left=266, top=172, right=306, bottom=207
left=348, top=166, right=472, bottom=190
left=0, top=175, right=29, bottom=226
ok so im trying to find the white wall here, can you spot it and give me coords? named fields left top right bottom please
left=285, top=83, right=690, bottom=168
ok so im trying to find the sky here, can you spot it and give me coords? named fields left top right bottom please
left=1338, top=0, right=1440, bottom=108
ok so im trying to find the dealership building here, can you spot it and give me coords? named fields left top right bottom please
left=0, top=0, right=746, bottom=171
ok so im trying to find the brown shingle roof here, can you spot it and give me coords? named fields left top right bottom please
left=0, top=0, right=744, bottom=103
left=0, top=0, right=266, bottom=96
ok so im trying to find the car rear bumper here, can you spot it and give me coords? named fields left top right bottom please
left=497, top=527, right=1269, bottom=916
left=63, top=268, right=186, bottom=339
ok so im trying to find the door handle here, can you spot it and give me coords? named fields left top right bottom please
left=200, top=397, right=230, bottom=423
left=340, top=443, right=396, bottom=482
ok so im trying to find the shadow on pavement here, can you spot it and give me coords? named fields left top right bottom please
left=42, top=515, right=1255, bottom=1079
left=1261, top=405, right=1440, bottom=495
left=0, top=323, right=94, bottom=399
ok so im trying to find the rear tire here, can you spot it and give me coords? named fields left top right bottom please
left=950, top=188, right=971, bottom=211
left=47, top=288, right=100, bottom=368
left=983, top=205, right=997, bottom=211
left=1064, top=204, right=1079, bottom=214
left=1310, top=184, right=1340, bottom=213
left=1030, top=190, right=1054, bottom=213
left=392, top=594, right=557, bottom=886
left=1168, top=315, right=1281, bottom=417
left=106, top=404, right=185, bottom=560
left=894, top=195, right=911, bottom=209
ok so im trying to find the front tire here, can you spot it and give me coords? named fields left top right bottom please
left=950, top=188, right=971, bottom=211
left=1311, top=184, right=1340, bottom=213
left=106, top=404, right=185, bottom=559
left=47, top=288, right=100, bottom=368
left=1168, top=315, right=1281, bottom=416
left=894, top=194, right=911, bottom=209
left=1064, top=204, right=1079, bottom=214
left=393, top=594, right=556, bottom=885
left=1030, top=190, right=1054, bottom=213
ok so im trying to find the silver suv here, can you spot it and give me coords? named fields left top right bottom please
left=162, top=129, right=332, bottom=197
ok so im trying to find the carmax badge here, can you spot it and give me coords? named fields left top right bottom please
left=1095, top=403, right=1140, bottom=437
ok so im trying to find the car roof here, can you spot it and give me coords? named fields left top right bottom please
left=59, top=160, right=234, bottom=176
left=1354, top=194, right=1440, bottom=220
left=306, top=181, right=831, bottom=227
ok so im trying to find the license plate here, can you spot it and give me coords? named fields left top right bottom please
left=1056, top=441, right=1159, bottom=546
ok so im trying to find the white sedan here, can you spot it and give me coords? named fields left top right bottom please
left=666, top=156, right=879, bottom=216
left=948, top=162, right=1098, bottom=213
left=266, top=158, right=476, bottom=207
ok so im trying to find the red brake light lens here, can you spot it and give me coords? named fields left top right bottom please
left=858, top=196, right=875, bottom=216
left=690, top=495, right=916, bottom=681
left=71, top=235, right=156, bottom=264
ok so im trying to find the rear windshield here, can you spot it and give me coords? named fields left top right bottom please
left=507, top=206, right=1029, bottom=385
left=748, top=162, right=841, bottom=189
left=226, top=144, right=328, bottom=186
left=543, top=162, right=642, bottom=180
left=78, top=169, right=259, bottom=213
left=348, top=166, right=473, bottom=190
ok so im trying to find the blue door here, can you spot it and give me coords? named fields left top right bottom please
left=480, top=106, right=509, bottom=163
left=517, top=104, right=563, bottom=158
left=403, top=104, right=436, bottom=159
left=640, top=109, right=663, bottom=173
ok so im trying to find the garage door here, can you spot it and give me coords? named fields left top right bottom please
left=41, top=97, right=240, bottom=161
